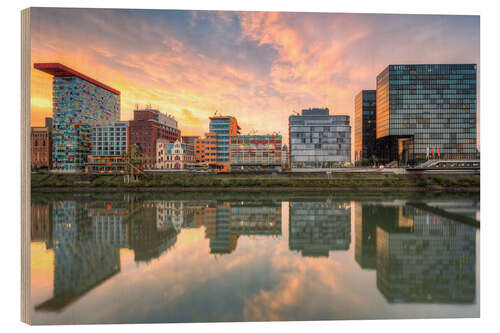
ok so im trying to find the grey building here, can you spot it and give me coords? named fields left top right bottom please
left=375, top=64, right=477, bottom=164
left=91, top=121, right=129, bottom=156
left=288, top=108, right=351, bottom=168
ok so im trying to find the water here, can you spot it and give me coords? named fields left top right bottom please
left=30, top=192, right=480, bottom=324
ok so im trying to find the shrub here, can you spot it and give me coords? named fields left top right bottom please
left=416, top=179, right=427, bottom=187
left=381, top=179, right=392, bottom=186
left=432, top=175, right=445, bottom=185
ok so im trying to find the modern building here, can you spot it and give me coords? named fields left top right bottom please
left=34, top=63, right=120, bottom=172
left=129, top=107, right=181, bottom=169
left=230, top=134, right=282, bottom=171
left=375, top=64, right=477, bottom=164
left=194, top=133, right=217, bottom=166
left=208, top=115, right=241, bottom=172
left=156, top=139, right=195, bottom=169
left=354, top=90, right=377, bottom=162
left=288, top=108, right=351, bottom=169
left=31, top=117, right=53, bottom=169
left=91, top=121, right=129, bottom=157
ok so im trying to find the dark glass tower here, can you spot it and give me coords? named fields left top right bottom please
left=354, top=90, right=376, bottom=162
left=375, top=64, right=477, bottom=164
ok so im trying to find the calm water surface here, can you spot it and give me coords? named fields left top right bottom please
left=30, top=192, right=480, bottom=324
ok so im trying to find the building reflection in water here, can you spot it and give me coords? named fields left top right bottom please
left=35, top=201, right=121, bottom=312
left=288, top=200, right=351, bottom=257
left=191, top=200, right=282, bottom=254
left=31, top=197, right=284, bottom=311
left=354, top=201, right=477, bottom=304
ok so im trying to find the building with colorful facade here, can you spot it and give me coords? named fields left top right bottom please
left=230, top=134, right=282, bottom=171
left=129, top=107, right=181, bottom=169
left=34, top=63, right=120, bottom=172
left=31, top=117, right=53, bottom=169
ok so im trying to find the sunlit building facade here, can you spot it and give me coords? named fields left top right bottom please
left=129, top=107, right=181, bottom=169
left=91, top=121, right=129, bottom=157
left=289, top=108, right=351, bottom=168
left=375, top=64, right=477, bottom=164
left=35, top=63, right=121, bottom=172
left=209, top=116, right=241, bottom=172
left=230, top=134, right=282, bottom=171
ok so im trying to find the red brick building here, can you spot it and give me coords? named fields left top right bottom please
left=31, top=118, right=53, bottom=169
left=129, top=107, right=181, bottom=169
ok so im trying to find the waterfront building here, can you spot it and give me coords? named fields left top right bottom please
left=34, top=63, right=120, bottom=172
left=129, top=107, right=181, bottom=169
left=181, top=136, right=198, bottom=156
left=375, top=64, right=477, bottom=164
left=31, top=117, right=53, bottom=169
left=194, top=133, right=217, bottom=166
left=354, top=90, right=377, bottom=162
left=209, top=115, right=241, bottom=172
left=91, top=121, right=129, bottom=157
left=230, top=134, right=282, bottom=171
left=156, top=139, right=195, bottom=169
left=85, top=155, right=128, bottom=174
left=288, top=108, right=351, bottom=169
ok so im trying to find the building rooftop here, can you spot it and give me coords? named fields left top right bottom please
left=34, top=63, right=120, bottom=95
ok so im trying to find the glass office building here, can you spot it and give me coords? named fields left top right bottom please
left=208, top=116, right=240, bottom=172
left=288, top=108, right=351, bottom=168
left=35, top=63, right=120, bottom=172
left=354, top=90, right=376, bottom=162
left=376, top=64, right=477, bottom=164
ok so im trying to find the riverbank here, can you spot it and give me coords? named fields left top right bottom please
left=31, top=172, right=480, bottom=192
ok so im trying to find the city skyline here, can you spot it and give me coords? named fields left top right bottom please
left=30, top=8, right=479, bottom=145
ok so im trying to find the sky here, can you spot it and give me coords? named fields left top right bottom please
left=30, top=8, right=480, bottom=145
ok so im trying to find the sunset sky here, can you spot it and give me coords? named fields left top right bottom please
left=30, top=8, right=479, bottom=144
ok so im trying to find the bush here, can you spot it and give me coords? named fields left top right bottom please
left=381, top=179, right=392, bottom=186
left=432, top=175, right=445, bottom=185
left=416, top=179, right=427, bottom=187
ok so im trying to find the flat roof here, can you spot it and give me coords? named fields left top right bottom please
left=34, top=63, right=120, bottom=95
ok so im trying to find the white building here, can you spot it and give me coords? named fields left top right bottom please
left=156, top=139, right=195, bottom=169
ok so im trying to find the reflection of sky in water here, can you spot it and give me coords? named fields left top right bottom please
left=30, top=194, right=479, bottom=324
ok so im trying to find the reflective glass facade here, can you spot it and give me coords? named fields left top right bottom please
left=289, top=108, right=351, bottom=168
left=208, top=116, right=240, bottom=172
left=376, top=64, right=477, bottom=163
left=354, top=90, right=376, bottom=161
